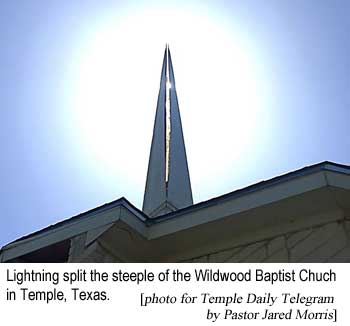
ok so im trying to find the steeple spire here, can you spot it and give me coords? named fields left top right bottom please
left=142, top=46, right=193, bottom=217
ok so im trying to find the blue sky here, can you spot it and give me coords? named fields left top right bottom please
left=1, top=0, right=349, bottom=246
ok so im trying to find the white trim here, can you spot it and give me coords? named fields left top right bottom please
left=1, top=166, right=349, bottom=262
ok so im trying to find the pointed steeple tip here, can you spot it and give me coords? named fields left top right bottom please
left=143, top=46, right=193, bottom=217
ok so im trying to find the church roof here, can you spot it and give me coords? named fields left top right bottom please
left=3, top=160, right=349, bottom=246
left=153, top=160, right=350, bottom=222
left=1, top=160, right=349, bottom=262
left=9, top=197, right=148, bottom=244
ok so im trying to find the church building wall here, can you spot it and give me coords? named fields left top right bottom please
left=68, top=233, right=124, bottom=263
left=181, top=217, right=350, bottom=263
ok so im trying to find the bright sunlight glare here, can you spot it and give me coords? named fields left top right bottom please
left=65, top=6, right=268, bottom=204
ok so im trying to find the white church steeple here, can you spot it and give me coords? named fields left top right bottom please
left=142, top=45, right=193, bottom=217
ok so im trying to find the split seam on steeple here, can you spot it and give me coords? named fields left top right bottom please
left=142, top=46, right=193, bottom=217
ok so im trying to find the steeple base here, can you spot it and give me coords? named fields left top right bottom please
left=148, top=201, right=178, bottom=218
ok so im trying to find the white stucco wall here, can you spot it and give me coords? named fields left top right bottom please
left=181, top=218, right=350, bottom=263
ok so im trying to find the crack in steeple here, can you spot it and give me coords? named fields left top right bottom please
left=165, top=44, right=171, bottom=187
left=142, top=45, right=193, bottom=217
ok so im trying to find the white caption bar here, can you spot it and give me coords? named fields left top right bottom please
left=0, top=264, right=347, bottom=325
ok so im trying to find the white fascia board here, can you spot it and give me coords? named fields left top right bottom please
left=148, top=171, right=329, bottom=239
left=325, top=170, right=350, bottom=189
left=324, top=164, right=350, bottom=175
left=0, top=203, right=147, bottom=262
left=1, top=166, right=348, bottom=262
